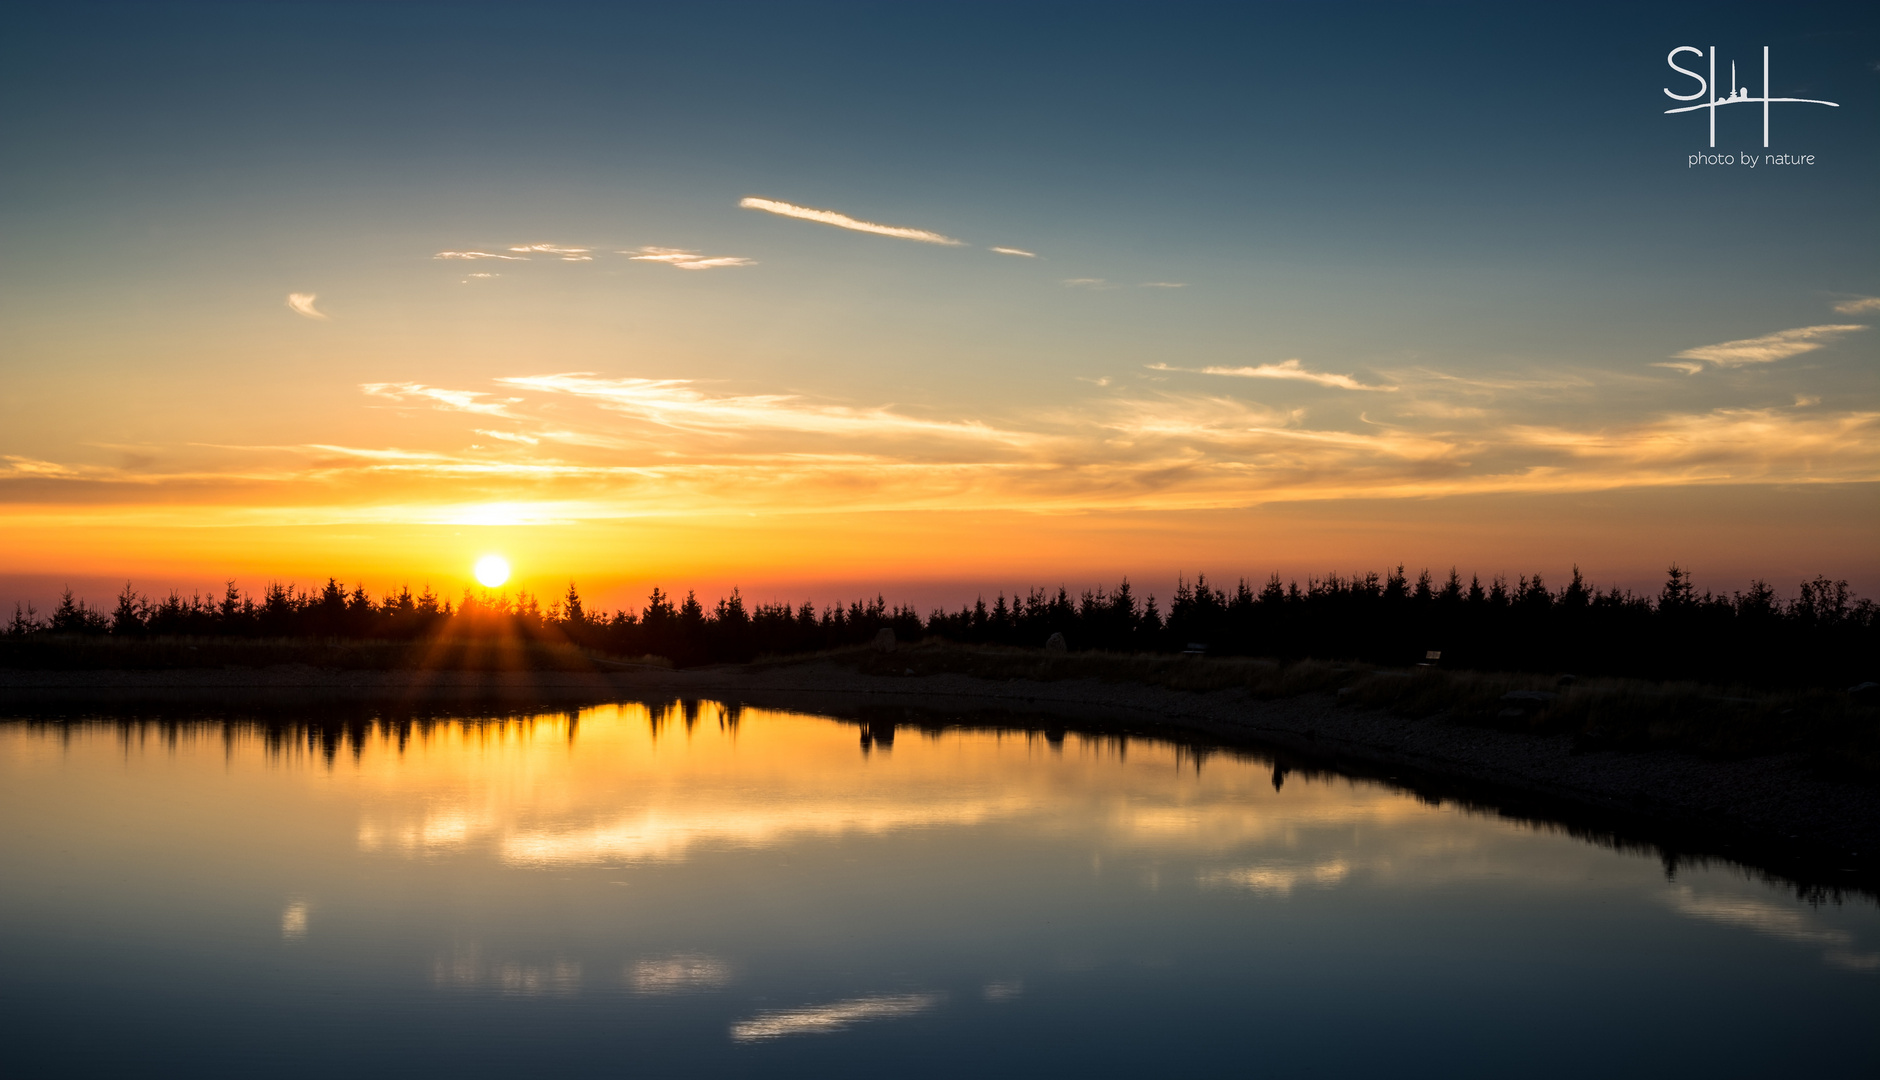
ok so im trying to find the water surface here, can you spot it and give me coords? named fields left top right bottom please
left=1, top=702, right=1874, bottom=1077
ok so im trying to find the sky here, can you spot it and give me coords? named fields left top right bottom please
left=2, top=1, right=1877, bottom=613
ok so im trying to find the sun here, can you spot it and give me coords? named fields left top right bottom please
left=473, top=555, right=511, bottom=588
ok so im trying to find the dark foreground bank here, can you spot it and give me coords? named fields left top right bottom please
left=4, top=643, right=1876, bottom=902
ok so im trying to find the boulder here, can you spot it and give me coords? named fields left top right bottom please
left=872, top=628, right=896, bottom=653
left=1044, top=632, right=1067, bottom=653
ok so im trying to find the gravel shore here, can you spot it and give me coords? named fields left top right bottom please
left=5, top=661, right=1875, bottom=896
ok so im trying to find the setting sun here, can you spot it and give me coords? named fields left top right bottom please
left=473, top=555, right=511, bottom=588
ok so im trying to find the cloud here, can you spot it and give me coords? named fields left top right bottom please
left=1062, top=278, right=1109, bottom=288
left=990, top=246, right=1037, bottom=257
left=361, top=382, right=518, bottom=416
left=624, top=247, right=755, bottom=270
left=14, top=360, right=1880, bottom=527
left=0, top=454, right=85, bottom=479
left=739, top=196, right=963, bottom=245
left=435, top=251, right=527, bottom=261
left=1496, top=407, right=1880, bottom=490
left=1671, top=324, right=1867, bottom=368
left=496, top=373, right=1023, bottom=444
left=1651, top=360, right=1707, bottom=376
left=286, top=293, right=329, bottom=320
left=476, top=429, right=539, bottom=445
left=509, top=243, right=593, bottom=261
left=299, top=444, right=460, bottom=463
left=1832, top=297, right=1880, bottom=314
left=1139, top=282, right=1187, bottom=288
left=1148, top=359, right=1395, bottom=391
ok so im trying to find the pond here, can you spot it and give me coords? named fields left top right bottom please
left=0, top=701, right=1874, bottom=1077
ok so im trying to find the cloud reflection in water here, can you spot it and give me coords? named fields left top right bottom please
left=730, top=993, right=943, bottom=1042
left=1664, top=886, right=1880, bottom=972
left=1198, top=859, right=1351, bottom=896
left=502, top=797, right=1036, bottom=868
left=433, top=944, right=584, bottom=996
left=630, top=954, right=732, bottom=994
left=301, top=703, right=1879, bottom=978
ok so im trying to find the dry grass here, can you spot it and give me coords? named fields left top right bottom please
left=793, top=640, right=1880, bottom=779
left=796, top=640, right=1358, bottom=695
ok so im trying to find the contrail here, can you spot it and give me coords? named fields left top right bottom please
left=739, top=197, right=963, bottom=245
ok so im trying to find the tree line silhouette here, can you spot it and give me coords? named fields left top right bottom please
left=6, top=565, right=1875, bottom=687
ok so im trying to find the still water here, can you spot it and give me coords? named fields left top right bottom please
left=1, top=702, right=1875, bottom=1077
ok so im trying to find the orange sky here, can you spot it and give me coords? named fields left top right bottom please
left=7, top=484, right=1874, bottom=615
left=4, top=6, right=1877, bottom=613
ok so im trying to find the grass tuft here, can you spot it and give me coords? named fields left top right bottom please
left=801, top=640, right=1880, bottom=780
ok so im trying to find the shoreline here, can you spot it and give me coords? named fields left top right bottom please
left=4, top=661, right=1876, bottom=899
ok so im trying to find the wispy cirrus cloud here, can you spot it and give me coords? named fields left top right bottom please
left=496, top=373, right=1021, bottom=445
left=235, top=388, right=1874, bottom=516
left=476, top=429, right=540, bottom=445
left=509, top=243, right=593, bottom=261
left=1500, top=408, right=1880, bottom=483
left=990, top=246, right=1037, bottom=257
left=285, top=293, right=329, bottom=320
left=739, top=196, right=964, bottom=245
left=361, top=382, right=519, bottom=416
left=434, top=250, right=528, bottom=261
left=1065, top=278, right=1187, bottom=290
left=11, top=359, right=1880, bottom=527
left=1664, top=324, right=1867, bottom=371
left=0, top=455, right=87, bottom=480
left=1654, top=360, right=1708, bottom=376
left=1148, top=359, right=1394, bottom=391
left=624, top=247, right=755, bottom=270
left=1832, top=297, right=1880, bottom=314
